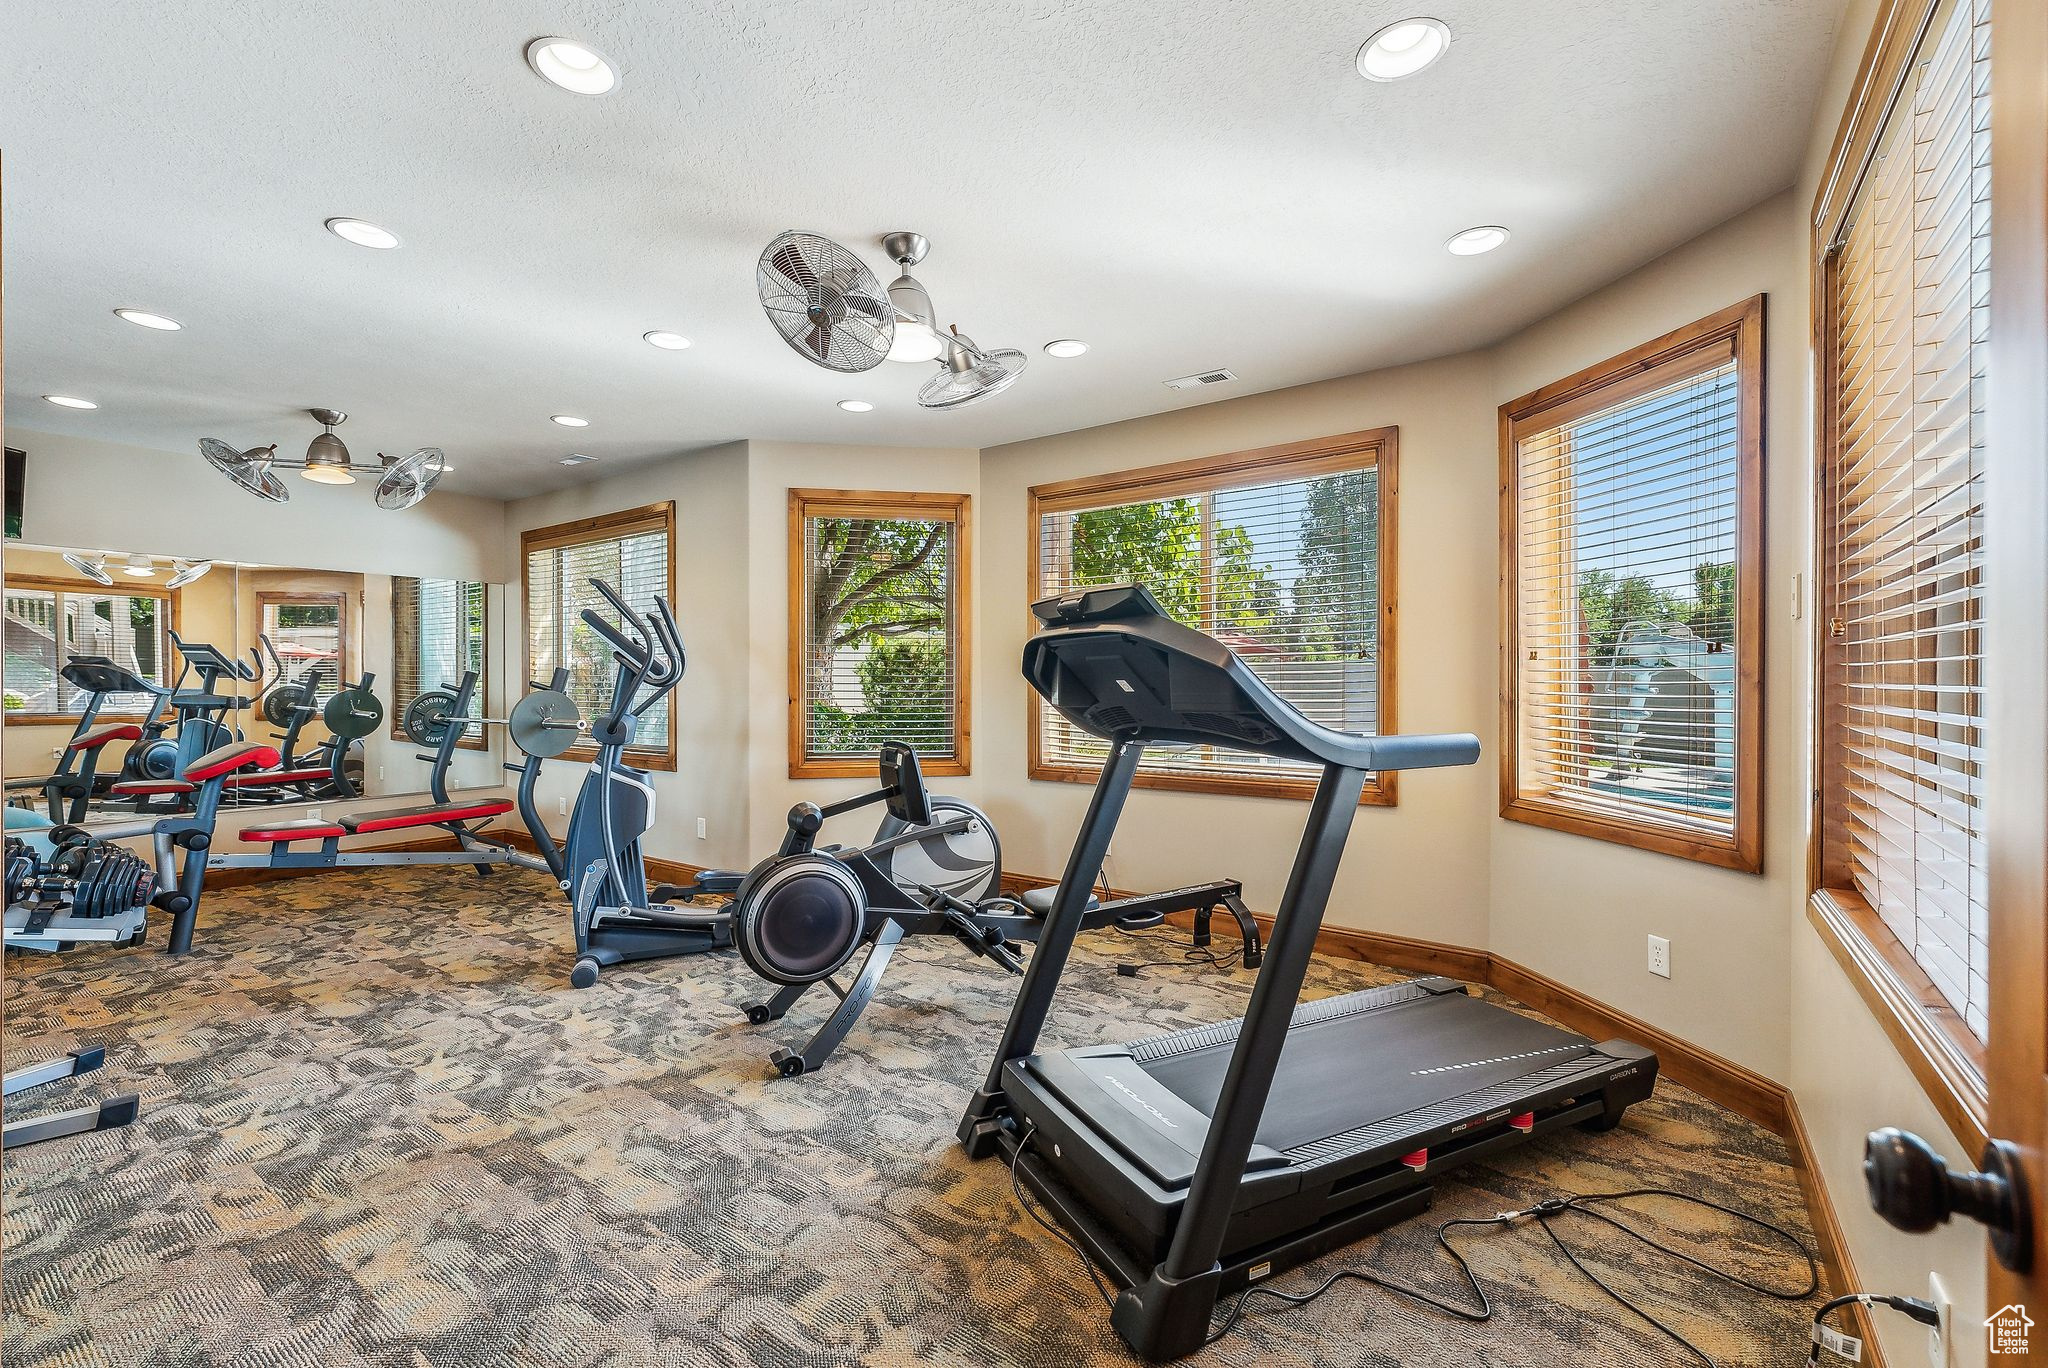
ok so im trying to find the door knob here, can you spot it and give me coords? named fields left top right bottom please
left=1865, top=1127, right=2033, bottom=1273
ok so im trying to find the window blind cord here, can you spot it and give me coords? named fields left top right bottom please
left=1005, top=1155, right=1818, bottom=1364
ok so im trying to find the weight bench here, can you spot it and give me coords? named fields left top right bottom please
left=218, top=797, right=542, bottom=877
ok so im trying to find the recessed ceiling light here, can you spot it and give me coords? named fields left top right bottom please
left=837, top=400, right=874, bottom=413
left=1043, top=339, right=1090, bottom=358
left=525, top=37, right=619, bottom=96
left=643, top=330, right=691, bottom=350
left=43, top=395, right=98, bottom=409
left=551, top=414, right=590, bottom=427
left=1357, top=17, right=1452, bottom=81
left=115, top=308, right=182, bottom=331
left=325, top=217, right=400, bottom=250
left=559, top=454, right=596, bottom=466
left=1445, top=225, right=1511, bottom=256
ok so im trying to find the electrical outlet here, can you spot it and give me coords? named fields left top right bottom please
left=307, top=807, right=321, bottom=822
left=1647, top=935, right=1671, bottom=978
left=557, top=797, right=567, bottom=816
left=1926, top=1271, right=1953, bottom=1367
left=696, top=817, right=707, bottom=840
left=1790, top=571, right=1804, bottom=620
left=378, top=766, right=385, bottom=782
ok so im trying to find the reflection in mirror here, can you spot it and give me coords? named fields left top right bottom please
left=3, top=544, right=505, bottom=821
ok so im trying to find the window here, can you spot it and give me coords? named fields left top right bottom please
left=789, top=489, right=970, bottom=778
left=1029, top=430, right=1396, bottom=803
left=1500, top=299, right=1765, bottom=871
left=1811, top=0, right=1992, bottom=1113
left=3, top=577, right=171, bottom=721
left=259, top=593, right=350, bottom=701
left=521, top=502, right=676, bottom=770
left=393, top=577, right=489, bottom=748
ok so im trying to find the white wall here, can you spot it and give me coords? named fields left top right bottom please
left=978, top=354, right=1498, bottom=951
left=1485, top=191, right=1803, bottom=1081
left=500, top=444, right=754, bottom=871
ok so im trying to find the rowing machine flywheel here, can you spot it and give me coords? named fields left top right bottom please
left=732, top=854, right=867, bottom=985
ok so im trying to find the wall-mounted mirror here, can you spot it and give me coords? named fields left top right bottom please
left=4, top=542, right=507, bottom=820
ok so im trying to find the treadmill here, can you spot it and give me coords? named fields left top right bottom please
left=957, top=585, right=1657, bottom=1360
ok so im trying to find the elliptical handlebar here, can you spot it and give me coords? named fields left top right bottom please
left=579, top=578, right=681, bottom=729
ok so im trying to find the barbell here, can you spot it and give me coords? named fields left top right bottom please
left=401, top=686, right=587, bottom=760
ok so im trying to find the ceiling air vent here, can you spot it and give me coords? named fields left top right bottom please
left=1164, top=368, right=1237, bottom=391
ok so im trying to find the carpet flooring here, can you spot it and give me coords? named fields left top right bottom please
left=3, top=867, right=1828, bottom=1366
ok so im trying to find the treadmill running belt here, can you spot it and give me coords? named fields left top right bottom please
left=1141, top=992, right=1596, bottom=1154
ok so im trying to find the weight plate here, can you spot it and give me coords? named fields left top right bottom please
left=509, top=688, right=583, bottom=759
left=324, top=686, right=386, bottom=740
left=403, top=690, right=459, bottom=747
left=261, top=687, right=293, bottom=730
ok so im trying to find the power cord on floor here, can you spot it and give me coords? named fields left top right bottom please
left=1111, top=923, right=1241, bottom=979
left=1006, top=1148, right=1820, bottom=1367
left=1804, top=1292, right=1941, bottom=1365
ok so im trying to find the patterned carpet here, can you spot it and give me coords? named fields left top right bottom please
left=3, top=867, right=1827, bottom=1367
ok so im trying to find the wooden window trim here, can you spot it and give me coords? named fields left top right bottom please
left=787, top=488, right=972, bottom=780
left=388, top=578, right=491, bottom=751
left=4, top=572, right=176, bottom=726
left=518, top=501, right=678, bottom=772
left=257, top=589, right=354, bottom=703
left=1026, top=428, right=1399, bottom=806
left=1805, top=0, right=1989, bottom=1146
left=1498, top=296, right=1766, bottom=872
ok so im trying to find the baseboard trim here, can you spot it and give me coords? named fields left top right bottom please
left=1785, top=1096, right=1879, bottom=1362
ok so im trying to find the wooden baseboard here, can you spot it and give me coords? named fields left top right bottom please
left=1784, top=1096, right=1880, bottom=1363
left=486, top=822, right=716, bottom=892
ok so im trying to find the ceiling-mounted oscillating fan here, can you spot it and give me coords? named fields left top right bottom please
left=919, top=330, right=1028, bottom=410
left=375, top=448, right=448, bottom=511
left=756, top=231, right=895, bottom=373
left=199, top=438, right=289, bottom=503
left=754, top=229, right=1027, bottom=407
left=60, top=552, right=115, bottom=586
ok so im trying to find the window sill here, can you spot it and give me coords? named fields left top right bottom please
left=793, top=756, right=968, bottom=781
left=556, top=744, right=677, bottom=773
left=1030, top=762, right=1397, bottom=806
left=1500, top=795, right=1758, bottom=872
left=6, top=712, right=155, bottom=727
left=1806, top=888, right=1989, bottom=1156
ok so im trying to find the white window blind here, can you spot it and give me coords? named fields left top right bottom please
left=1033, top=446, right=1386, bottom=794
left=1511, top=357, right=1743, bottom=835
left=393, top=576, right=487, bottom=735
left=1822, top=0, right=1989, bottom=1039
left=795, top=494, right=964, bottom=768
left=262, top=597, right=345, bottom=699
left=2, top=586, right=168, bottom=715
left=525, top=513, right=672, bottom=755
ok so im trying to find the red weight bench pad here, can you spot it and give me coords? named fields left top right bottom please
left=186, top=743, right=282, bottom=782
left=240, top=820, right=347, bottom=843
left=109, top=778, right=197, bottom=796
left=68, top=723, right=144, bottom=752
left=339, top=800, right=512, bottom=835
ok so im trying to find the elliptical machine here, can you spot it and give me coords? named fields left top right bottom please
left=560, top=579, right=738, bottom=987
left=729, top=742, right=1261, bottom=1077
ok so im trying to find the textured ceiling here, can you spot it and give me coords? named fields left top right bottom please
left=2, top=1, right=1841, bottom=497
